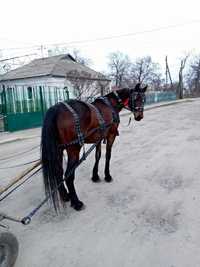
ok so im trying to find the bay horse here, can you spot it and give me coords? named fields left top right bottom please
left=41, top=83, right=147, bottom=211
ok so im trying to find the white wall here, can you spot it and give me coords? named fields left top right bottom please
left=0, top=76, right=76, bottom=99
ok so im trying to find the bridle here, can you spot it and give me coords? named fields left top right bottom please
left=129, top=91, right=146, bottom=112
left=113, top=90, right=146, bottom=113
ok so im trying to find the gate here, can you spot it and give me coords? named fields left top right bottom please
left=0, top=89, right=5, bottom=132
left=0, top=85, right=69, bottom=132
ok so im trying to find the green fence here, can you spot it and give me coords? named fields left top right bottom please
left=145, top=91, right=176, bottom=105
left=0, top=85, right=69, bottom=132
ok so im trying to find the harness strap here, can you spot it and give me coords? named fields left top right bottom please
left=97, top=96, right=120, bottom=123
left=61, top=102, right=85, bottom=146
left=85, top=102, right=106, bottom=132
left=112, top=91, right=124, bottom=109
left=113, top=90, right=132, bottom=112
left=85, top=102, right=107, bottom=143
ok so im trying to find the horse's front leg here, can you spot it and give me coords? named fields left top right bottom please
left=105, top=134, right=116, bottom=182
left=91, top=142, right=102, bottom=182
left=65, top=146, right=84, bottom=211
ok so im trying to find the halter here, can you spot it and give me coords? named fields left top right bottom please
left=113, top=90, right=146, bottom=113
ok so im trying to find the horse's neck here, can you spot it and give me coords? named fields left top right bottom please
left=106, top=94, right=121, bottom=113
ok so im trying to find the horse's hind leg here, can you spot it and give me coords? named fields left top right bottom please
left=65, top=146, right=84, bottom=211
left=105, top=134, right=116, bottom=182
left=91, top=142, right=102, bottom=182
left=57, top=150, right=70, bottom=202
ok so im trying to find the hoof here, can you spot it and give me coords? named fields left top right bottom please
left=71, top=200, right=85, bottom=211
left=105, top=175, right=113, bottom=183
left=91, top=175, right=101, bottom=183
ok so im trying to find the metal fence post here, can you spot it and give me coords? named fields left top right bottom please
left=39, top=86, right=44, bottom=118
left=2, top=85, right=7, bottom=115
left=1, top=85, right=8, bottom=131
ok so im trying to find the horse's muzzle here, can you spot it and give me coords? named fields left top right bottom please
left=134, top=112, right=143, bottom=121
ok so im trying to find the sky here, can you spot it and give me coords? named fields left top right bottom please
left=0, top=0, right=200, bottom=79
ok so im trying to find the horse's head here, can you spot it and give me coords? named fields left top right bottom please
left=129, top=83, right=147, bottom=121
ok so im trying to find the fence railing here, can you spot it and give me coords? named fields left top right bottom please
left=0, top=85, right=69, bottom=115
left=145, top=91, right=176, bottom=105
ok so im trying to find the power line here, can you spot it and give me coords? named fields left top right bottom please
left=1, top=19, right=200, bottom=52
left=0, top=53, right=38, bottom=63
left=53, top=20, right=200, bottom=46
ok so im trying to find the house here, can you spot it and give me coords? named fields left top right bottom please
left=0, top=54, right=110, bottom=131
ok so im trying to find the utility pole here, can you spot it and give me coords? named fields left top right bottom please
left=165, top=56, right=173, bottom=90
left=178, top=55, right=189, bottom=99
left=165, top=56, right=168, bottom=89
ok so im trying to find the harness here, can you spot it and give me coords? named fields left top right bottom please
left=85, top=102, right=106, bottom=132
left=61, top=100, right=108, bottom=147
left=61, top=89, right=145, bottom=148
left=97, top=96, right=120, bottom=123
left=112, top=91, right=125, bottom=109
left=62, top=102, right=85, bottom=146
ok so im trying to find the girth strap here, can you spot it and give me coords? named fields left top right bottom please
left=61, top=102, right=85, bottom=146
left=97, top=96, right=120, bottom=123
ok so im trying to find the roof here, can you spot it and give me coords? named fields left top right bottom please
left=0, top=54, right=110, bottom=82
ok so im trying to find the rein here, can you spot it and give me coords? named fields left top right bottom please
left=21, top=139, right=102, bottom=225
left=0, top=139, right=102, bottom=225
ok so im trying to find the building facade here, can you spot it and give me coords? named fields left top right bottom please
left=0, top=54, right=110, bottom=131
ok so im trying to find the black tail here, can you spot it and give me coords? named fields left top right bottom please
left=41, top=105, right=63, bottom=211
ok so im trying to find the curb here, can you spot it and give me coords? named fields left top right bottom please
left=0, top=135, right=40, bottom=146
left=120, top=98, right=194, bottom=117
left=145, top=98, right=193, bottom=111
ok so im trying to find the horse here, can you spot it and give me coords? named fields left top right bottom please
left=41, top=83, right=147, bottom=211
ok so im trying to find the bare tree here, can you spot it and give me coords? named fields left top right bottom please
left=178, top=55, right=189, bottom=99
left=165, top=56, right=173, bottom=90
left=66, top=70, right=109, bottom=101
left=128, top=56, right=163, bottom=90
left=71, top=49, right=92, bottom=66
left=185, top=55, right=200, bottom=97
left=107, top=51, right=131, bottom=87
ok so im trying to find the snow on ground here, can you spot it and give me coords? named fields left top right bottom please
left=1, top=99, right=200, bottom=267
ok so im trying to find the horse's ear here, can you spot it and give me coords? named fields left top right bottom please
left=142, top=85, right=148, bottom=92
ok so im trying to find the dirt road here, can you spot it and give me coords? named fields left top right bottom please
left=1, top=99, right=200, bottom=267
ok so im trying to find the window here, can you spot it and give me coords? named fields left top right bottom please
left=27, top=87, right=33, bottom=100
